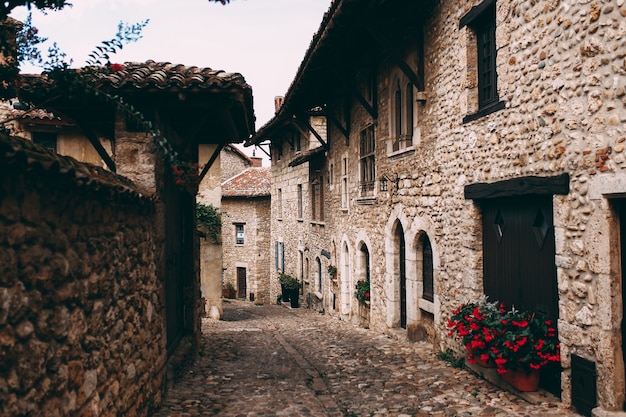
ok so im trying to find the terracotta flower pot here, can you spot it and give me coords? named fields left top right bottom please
left=501, top=368, right=540, bottom=392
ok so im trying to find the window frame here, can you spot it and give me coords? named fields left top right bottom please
left=235, top=223, right=245, bottom=245
left=460, top=0, right=505, bottom=123
left=359, top=125, right=376, bottom=198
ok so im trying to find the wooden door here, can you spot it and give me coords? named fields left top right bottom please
left=237, top=267, right=247, bottom=299
left=482, top=195, right=560, bottom=394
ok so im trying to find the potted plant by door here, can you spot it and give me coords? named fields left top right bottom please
left=492, top=309, right=560, bottom=392
left=278, top=273, right=291, bottom=302
left=281, top=274, right=301, bottom=308
left=222, top=282, right=236, bottom=299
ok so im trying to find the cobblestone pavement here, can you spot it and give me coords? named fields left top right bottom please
left=151, top=300, right=582, bottom=417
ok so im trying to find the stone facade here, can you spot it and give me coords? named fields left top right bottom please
left=197, top=145, right=266, bottom=318
left=0, top=134, right=165, bottom=417
left=257, top=0, right=626, bottom=413
left=222, top=191, right=271, bottom=304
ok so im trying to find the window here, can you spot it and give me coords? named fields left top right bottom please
left=297, top=184, right=303, bottom=219
left=32, top=132, right=57, bottom=153
left=295, top=131, right=301, bottom=153
left=476, top=5, right=497, bottom=108
left=460, top=0, right=504, bottom=122
left=311, top=177, right=324, bottom=221
left=391, top=78, right=415, bottom=153
left=341, top=157, right=348, bottom=209
left=275, top=241, right=284, bottom=272
left=329, top=163, right=334, bottom=186
left=316, top=257, right=322, bottom=293
left=235, top=224, right=245, bottom=245
left=277, top=188, right=283, bottom=219
left=359, top=126, right=375, bottom=197
left=274, top=141, right=282, bottom=161
left=421, top=234, right=434, bottom=302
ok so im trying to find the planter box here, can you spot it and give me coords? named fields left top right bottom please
left=222, top=288, right=236, bottom=299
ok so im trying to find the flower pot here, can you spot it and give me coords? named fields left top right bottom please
left=289, top=289, right=299, bottom=308
left=281, top=284, right=290, bottom=302
left=222, top=288, right=236, bottom=299
left=501, top=368, right=540, bottom=392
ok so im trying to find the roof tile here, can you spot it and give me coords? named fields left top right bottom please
left=222, top=167, right=271, bottom=198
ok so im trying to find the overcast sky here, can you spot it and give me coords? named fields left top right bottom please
left=11, top=0, right=332, bottom=161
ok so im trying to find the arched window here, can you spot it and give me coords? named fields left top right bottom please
left=421, top=234, right=434, bottom=302
left=317, top=257, right=322, bottom=293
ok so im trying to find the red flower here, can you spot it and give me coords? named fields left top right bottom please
left=365, top=292, right=370, bottom=299
left=110, top=63, right=124, bottom=73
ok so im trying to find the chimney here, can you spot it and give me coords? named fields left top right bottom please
left=274, top=96, right=284, bottom=113
left=250, top=157, right=262, bottom=167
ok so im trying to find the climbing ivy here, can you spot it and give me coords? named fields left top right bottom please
left=196, top=203, right=222, bottom=244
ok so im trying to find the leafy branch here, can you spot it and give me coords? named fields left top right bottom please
left=196, top=203, right=222, bottom=243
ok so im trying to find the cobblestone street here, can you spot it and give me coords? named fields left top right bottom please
left=151, top=300, right=581, bottom=417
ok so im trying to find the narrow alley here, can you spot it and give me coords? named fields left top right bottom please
left=150, top=300, right=581, bottom=417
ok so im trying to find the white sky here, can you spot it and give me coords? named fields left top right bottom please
left=10, top=0, right=332, bottom=162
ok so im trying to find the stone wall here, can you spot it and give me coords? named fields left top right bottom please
left=0, top=134, right=166, bottom=417
left=222, top=196, right=272, bottom=304
left=269, top=0, right=626, bottom=411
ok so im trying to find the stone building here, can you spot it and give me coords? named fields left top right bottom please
left=4, top=61, right=254, bottom=416
left=221, top=164, right=271, bottom=304
left=197, top=145, right=268, bottom=318
left=0, top=106, right=112, bottom=168
left=248, top=0, right=626, bottom=415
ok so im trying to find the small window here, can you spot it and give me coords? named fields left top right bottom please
left=476, top=6, right=498, bottom=109
left=422, top=234, right=434, bottom=302
left=311, top=177, right=324, bottom=221
left=297, top=184, right=303, bottom=219
left=32, top=132, right=57, bottom=153
left=317, top=257, right=323, bottom=293
left=235, top=224, right=245, bottom=245
left=359, top=126, right=375, bottom=197
left=275, top=241, right=284, bottom=272
left=295, top=131, right=301, bottom=153
left=277, top=188, right=283, bottom=219
left=341, top=157, right=348, bottom=209
left=460, top=0, right=504, bottom=122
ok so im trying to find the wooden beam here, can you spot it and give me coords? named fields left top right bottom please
left=255, top=143, right=271, bottom=160
left=464, top=174, right=570, bottom=200
left=198, top=143, right=224, bottom=183
left=326, top=111, right=349, bottom=141
left=339, top=74, right=377, bottom=120
left=76, top=122, right=116, bottom=173
left=290, top=117, right=328, bottom=150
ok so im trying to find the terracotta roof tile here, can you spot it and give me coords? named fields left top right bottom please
left=96, top=60, right=252, bottom=93
left=222, top=167, right=271, bottom=198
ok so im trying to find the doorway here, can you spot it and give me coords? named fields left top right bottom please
left=237, top=267, right=247, bottom=299
left=481, top=195, right=560, bottom=395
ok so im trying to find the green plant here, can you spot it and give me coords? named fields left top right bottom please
left=492, top=308, right=560, bottom=374
left=437, top=348, right=465, bottom=369
left=327, top=264, right=337, bottom=278
left=446, top=297, right=504, bottom=365
left=355, top=279, right=370, bottom=303
left=196, top=203, right=222, bottom=243
left=279, top=273, right=301, bottom=290
left=447, top=297, right=560, bottom=374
